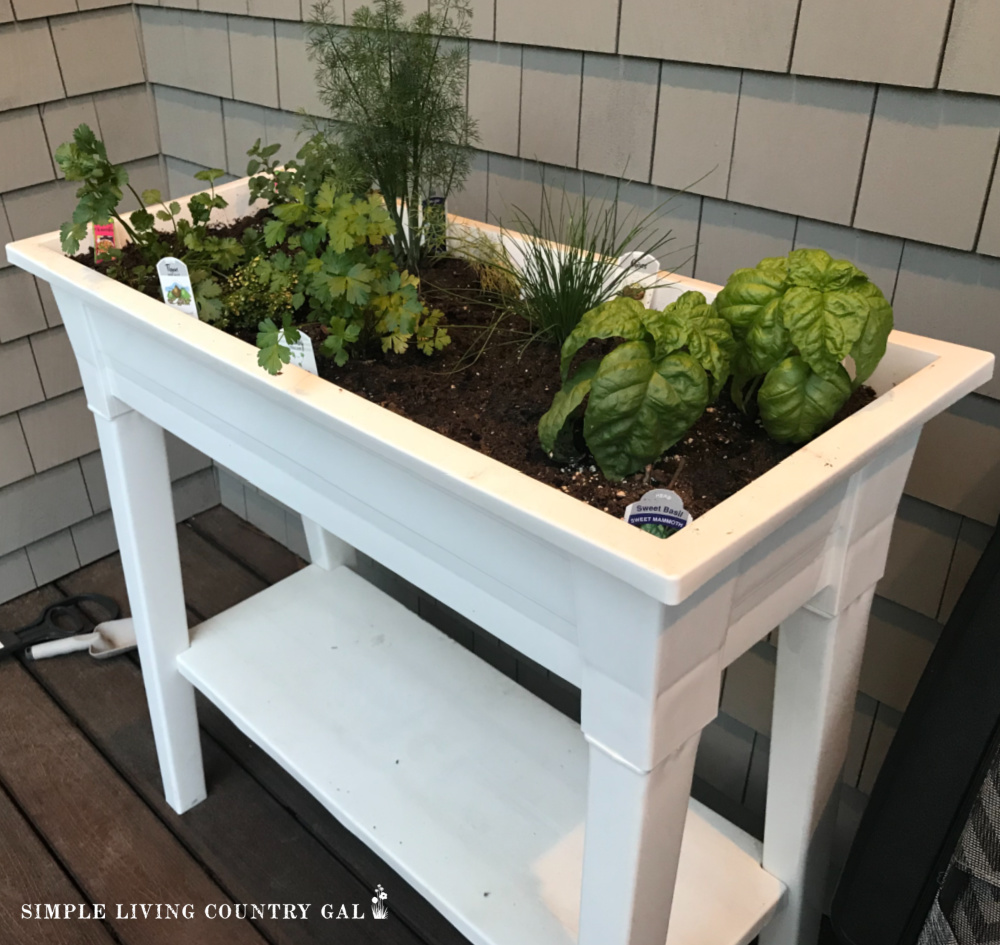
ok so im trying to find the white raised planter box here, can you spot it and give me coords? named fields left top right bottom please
left=7, top=178, right=994, bottom=945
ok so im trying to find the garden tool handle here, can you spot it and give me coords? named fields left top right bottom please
left=0, top=630, right=20, bottom=661
left=27, top=632, right=100, bottom=660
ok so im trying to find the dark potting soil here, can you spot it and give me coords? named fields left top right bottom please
left=306, top=256, right=875, bottom=521
left=80, top=225, right=875, bottom=523
left=73, top=208, right=273, bottom=297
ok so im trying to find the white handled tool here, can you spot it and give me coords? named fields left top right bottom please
left=27, top=617, right=137, bottom=661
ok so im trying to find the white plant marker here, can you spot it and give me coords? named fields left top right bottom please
left=617, top=251, right=661, bottom=275
left=278, top=328, right=318, bottom=375
left=624, top=489, right=692, bottom=538
left=615, top=252, right=661, bottom=308
left=156, top=257, right=198, bottom=319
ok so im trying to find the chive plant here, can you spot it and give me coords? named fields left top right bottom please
left=507, top=180, right=682, bottom=345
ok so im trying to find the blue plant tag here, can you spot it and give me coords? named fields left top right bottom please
left=624, top=489, right=692, bottom=539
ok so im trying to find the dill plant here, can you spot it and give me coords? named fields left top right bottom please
left=306, top=0, right=478, bottom=273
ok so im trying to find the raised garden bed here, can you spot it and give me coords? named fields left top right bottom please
left=7, top=176, right=994, bottom=945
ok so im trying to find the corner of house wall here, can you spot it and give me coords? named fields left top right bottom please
left=0, top=0, right=193, bottom=606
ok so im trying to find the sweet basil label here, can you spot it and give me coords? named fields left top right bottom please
left=156, top=257, right=198, bottom=319
left=624, top=489, right=692, bottom=539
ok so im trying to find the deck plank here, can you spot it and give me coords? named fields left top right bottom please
left=175, top=524, right=270, bottom=619
left=187, top=507, right=306, bottom=586
left=53, top=514, right=471, bottom=945
left=53, top=525, right=268, bottom=623
left=0, top=784, right=118, bottom=945
left=52, top=551, right=198, bottom=628
left=0, top=659, right=271, bottom=945
left=55, top=554, right=131, bottom=618
left=0, top=585, right=65, bottom=632
left=24, top=645, right=424, bottom=945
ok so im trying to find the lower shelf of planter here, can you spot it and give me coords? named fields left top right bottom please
left=177, top=564, right=784, bottom=945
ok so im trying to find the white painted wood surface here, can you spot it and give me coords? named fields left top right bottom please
left=302, top=516, right=356, bottom=570
left=178, top=564, right=784, bottom=945
left=6, top=179, right=994, bottom=945
left=94, top=408, right=206, bottom=813
left=762, top=588, right=877, bottom=945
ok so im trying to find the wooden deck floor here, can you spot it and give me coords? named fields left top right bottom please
left=0, top=506, right=473, bottom=945
left=0, top=504, right=841, bottom=945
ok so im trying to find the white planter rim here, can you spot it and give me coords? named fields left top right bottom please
left=6, top=184, right=994, bottom=605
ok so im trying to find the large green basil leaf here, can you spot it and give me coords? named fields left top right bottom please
left=584, top=343, right=709, bottom=480
left=656, top=352, right=712, bottom=435
left=780, top=285, right=868, bottom=378
left=646, top=291, right=734, bottom=400
left=758, top=257, right=789, bottom=275
left=560, top=296, right=646, bottom=381
left=646, top=290, right=704, bottom=354
left=538, top=359, right=600, bottom=455
left=686, top=312, right=736, bottom=401
left=740, top=295, right=792, bottom=378
left=787, top=248, right=859, bottom=291
left=714, top=265, right=788, bottom=335
left=664, top=290, right=709, bottom=317
left=850, top=281, right=893, bottom=387
left=689, top=330, right=734, bottom=400
left=758, top=356, right=852, bottom=443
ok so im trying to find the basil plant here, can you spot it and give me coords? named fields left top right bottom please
left=539, top=292, right=735, bottom=480
left=715, top=248, right=893, bottom=443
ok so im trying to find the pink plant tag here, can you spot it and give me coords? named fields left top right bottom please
left=93, top=223, right=116, bottom=261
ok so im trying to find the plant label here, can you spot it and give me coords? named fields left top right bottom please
left=617, top=251, right=660, bottom=276
left=93, top=223, right=116, bottom=261
left=156, top=257, right=198, bottom=319
left=278, top=329, right=318, bottom=376
left=423, top=196, right=447, bottom=256
left=616, top=252, right=661, bottom=309
left=624, top=489, right=692, bottom=539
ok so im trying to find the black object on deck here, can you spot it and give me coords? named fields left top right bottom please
left=831, top=515, right=1000, bottom=944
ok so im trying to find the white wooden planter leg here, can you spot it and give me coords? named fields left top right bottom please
left=94, top=409, right=207, bottom=815
left=760, top=586, right=877, bottom=945
left=301, top=517, right=356, bottom=570
left=575, top=565, right=731, bottom=945
left=579, top=732, right=701, bottom=945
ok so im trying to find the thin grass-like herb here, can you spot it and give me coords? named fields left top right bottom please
left=507, top=179, right=682, bottom=345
